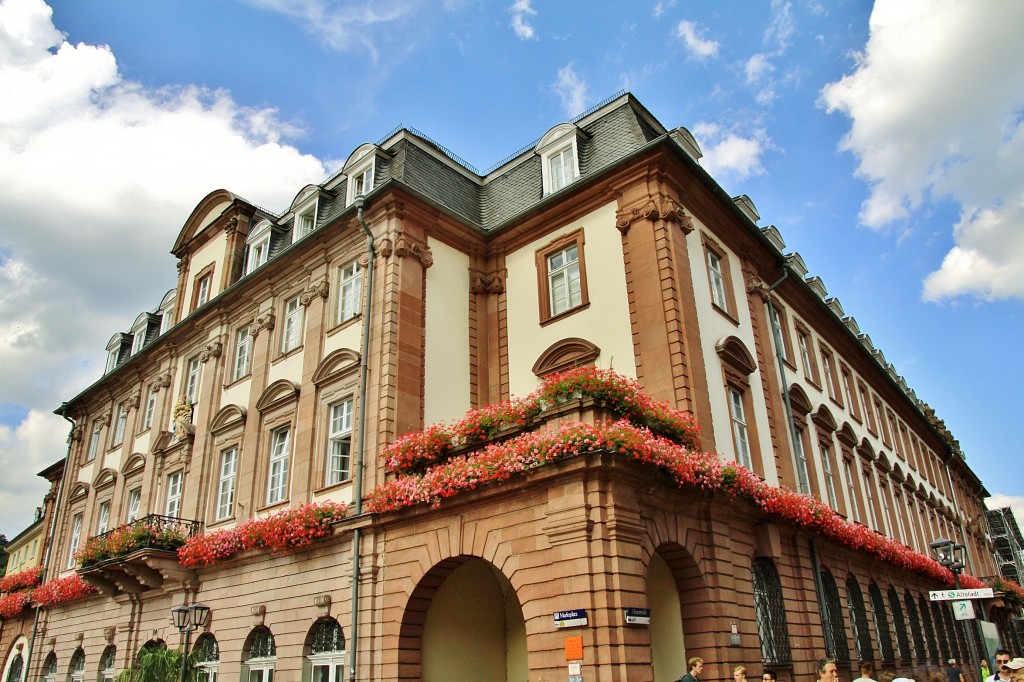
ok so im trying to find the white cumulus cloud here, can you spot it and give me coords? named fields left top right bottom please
left=0, top=0, right=328, bottom=537
left=692, top=122, right=769, bottom=185
left=820, top=0, right=1024, bottom=302
left=674, top=19, right=719, bottom=60
left=553, top=63, right=589, bottom=118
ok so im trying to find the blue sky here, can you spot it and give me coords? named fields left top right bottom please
left=1, top=0, right=1022, bottom=542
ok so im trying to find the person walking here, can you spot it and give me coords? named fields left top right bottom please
left=817, top=658, right=839, bottom=682
left=854, top=662, right=878, bottom=682
left=988, top=650, right=1014, bottom=682
left=947, top=659, right=966, bottom=682
left=762, top=671, right=778, bottom=682
left=734, top=666, right=748, bottom=682
left=678, top=657, right=704, bottom=682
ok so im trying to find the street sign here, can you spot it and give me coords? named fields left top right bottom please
left=624, top=608, right=651, bottom=625
left=554, top=609, right=588, bottom=629
left=928, top=588, right=993, bottom=601
left=952, top=600, right=976, bottom=620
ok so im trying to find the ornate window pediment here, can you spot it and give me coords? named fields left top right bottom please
left=210, top=404, right=247, bottom=435
left=68, top=483, right=90, bottom=503
left=93, top=468, right=118, bottom=490
left=121, top=453, right=146, bottom=475
left=256, top=380, right=300, bottom=413
left=312, top=349, right=360, bottom=386
left=531, top=338, right=600, bottom=377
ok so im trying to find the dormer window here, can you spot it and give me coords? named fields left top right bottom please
left=342, top=143, right=383, bottom=206
left=537, top=122, right=585, bottom=196
left=295, top=207, right=315, bottom=240
left=351, top=165, right=373, bottom=199
left=158, top=289, right=176, bottom=334
left=245, top=220, right=274, bottom=275
left=105, top=333, right=129, bottom=374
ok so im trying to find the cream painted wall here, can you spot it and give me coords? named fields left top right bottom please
left=132, top=429, right=152, bottom=456
left=181, top=215, right=230, bottom=311
left=687, top=224, right=780, bottom=486
left=424, top=238, right=471, bottom=425
left=321, top=321, right=363, bottom=359
left=220, top=378, right=251, bottom=413
left=505, top=202, right=635, bottom=399
left=266, top=348, right=304, bottom=386
left=648, top=552, right=687, bottom=682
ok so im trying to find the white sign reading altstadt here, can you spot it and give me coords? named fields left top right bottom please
left=928, top=588, right=994, bottom=601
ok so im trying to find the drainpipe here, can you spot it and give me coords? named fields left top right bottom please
left=349, top=195, right=374, bottom=682
left=764, top=267, right=835, bottom=650
left=27, top=404, right=76, bottom=679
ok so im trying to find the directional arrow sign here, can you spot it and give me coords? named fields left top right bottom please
left=928, top=588, right=994, bottom=601
left=952, top=600, right=976, bottom=620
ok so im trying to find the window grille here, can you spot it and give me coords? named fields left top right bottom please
left=905, top=591, right=928, bottom=663
left=931, top=602, right=951, bottom=661
left=751, top=559, right=792, bottom=665
left=888, top=586, right=911, bottom=663
left=43, top=654, right=57, bottom=682
left=846, top=576, right=873, bottom=662
left=100, top=646, right=116, bottom=682
left=246, top=627, right=276, bottom=660
left=869, top=583, right=895, bottom=663
left=194, top=634, right=219, bottom=663
left=311, top=619, right=346, bottom=654
left=69, top=649, right=85, bottom=682
left=951, top=612, right=970, bottom=663
left=943, top=605, right=963, bottom=661
left=5, top=655, right=23, bottom=682
left=820, top=571, right=850, bottom=665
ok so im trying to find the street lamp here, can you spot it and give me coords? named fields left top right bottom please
left=171, top=602, right=210, bottom=682
left=930, top=539, right=985, bottom=680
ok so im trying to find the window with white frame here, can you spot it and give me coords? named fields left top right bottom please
left=548, top=145, right=575, bottom=193
left=159, top=290, right=176, bottom=334
left=105, top=348, right=119, bottom=374
left=96, top=501, right=110, bottom=534
left=547, top=244, right=582, bottom=316
left=863, top=468, right=878, bottom=530
left=196, top=273, right=212, bottom=308
left=216, top=447, right=238, bottom=521
left=185, top=357, right=202, bottom=405
left=126, top=488, right=141, bottom=523
left=192, top=634, right=218, bottom=682
left=165, top=471, right=183, bottom=518
left=142, top=386, right=157, bottom=431
left=844, top=459, right=860, bottom=523
left=281, top=296, right=304, bottom=353
left=295, top=205, right=316, bottom=240
left=111, top=404, right=127, bottom=447
left=234, top=326, right=253, bottom=381
left=131, top=327, right=147, bottom=355
left=243, top=627, right=276, bottom=682
left=707, top=249, right=728, bottom=310
left=68, top=649, right=85, bottom=682
left=727, top=388, right=751, bottom=469
left=336, top=261, right=362, bottom=324
left=67, top=513, right=83, bottom=568
left=267, top=427, right=291, bottom=505
left=326, top=399, right=353, bottom=486
left=822, top=445, right=838, bottom=510
left=821, top=350, right=837, bottom=399
left=100, top=646, right=116, bottom=682
left=797, top=330, right=814, bottom=379
left=307, top=619, right=346, bottom=682
left=347, top=164, right=374, bottom=204
left=892, top=487, right=907, bottom=544
left=43, top=654, right=56, bottom=682
left=537, top=124, right=582, bottom=196
left=794, top=430, right=811, bottom=495
left=86, top=421, right=102, bottom=462
left=245, top=221, right=273, bottom=275
left=6, top=653, right=24, bottom=682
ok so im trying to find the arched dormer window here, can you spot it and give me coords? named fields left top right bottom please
left=290, top=185, right=323, bottom=241
left=158, top=289, right=177, bottom=334
left=105, top=334, right=130, bottom=374
left=343, top=143, right=384, bottom=206
left=536, top=123, right=587, bottom=195
left=245, top=220, right=275, bottom=275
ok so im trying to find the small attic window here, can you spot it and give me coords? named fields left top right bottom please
left=105, top=333, right=129, bottom=373
left=158, top=289, right=176, bottom=334
left=536, top=122, right=585, bottom=196
left=245, top=220, right=274, bottom=275
left=342, top=143, right=382, bottom=206
left=290, top=185, right=321, bottom=241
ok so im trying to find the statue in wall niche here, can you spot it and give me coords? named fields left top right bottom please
left=173, top=394, right=195, bottom=440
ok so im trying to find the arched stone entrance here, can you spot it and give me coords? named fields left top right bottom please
left=399, top=556, right=527, bottom=682
left=647, top=542, right=708, bottom=682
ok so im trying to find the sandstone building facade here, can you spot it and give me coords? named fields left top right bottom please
left=2, top=93, right=1013, bottom=682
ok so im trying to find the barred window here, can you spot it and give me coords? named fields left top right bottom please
left=942, top=605, right=963, bottom=661
left=919, top=594, right=939, bottom=663
left=193, top=633, right=219, bottom=682
left=311, top=619, right=346, bottom=654
left=888, top=586, right=911, bottom=663
left=100, top=646, right=116, bottom=682
left=752, top=558, right=792, bottom=665
left=820, top=571, right=850, bottom=665
left=44, top=653, right=57, bottom=682
left=68, top=649, right=85, bottom=682
left=951, top=611, right=970, bottom=663
left=846, top=576, right=873, bottom=662
left=905, top=591, right=928, bottom=664
left=869, top=582, right=895, bottom=663
left=308, top=618, right=346, bottom=682
left=931, top=601, right=951, bottom=661
left=244, top=626, right=276, bottom=682
left=6, top=654, right=23, bottom=682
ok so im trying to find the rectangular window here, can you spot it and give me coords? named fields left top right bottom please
left=841, top=367, right=859, bottom=418
left=216, top=447, right=238, bottom=521
left=880, top=481, right=893, bottom=536
left=96, top=501, right=110, bottom=534
left=185, top=356, right=202, bottom=405
left=105, top=348, right=119, bottom=373
left=863, top=468, right=878, bottom=530
left=860, top=384, right=877, bottom=432
left=281, top=296, right=304, bottom=353
left=111, top=403, right=127, bottom=447
left=794, top=430, right=810, bottom=495
left=767, top=302, right=794, bottom=364
left=67, top=514, right=83, bottom=568
left=296, top=207, right=315, bottom=239
left=267, top=426, right=291, bottom=505
left=707, top=250, right=728, bottom=310
left=844, top=459, right=860, bottom=523
left=327, top=399, right=354, bottom=485
left=797, top=330, right=816, bottom=381
left=234, top=326, right=253, bottom=380
left=820, top=349, right=838, bottom=399
left=196, top=274, right=212, bottom=307
left=549, top=146, right=574, bottom=192
left=126, top=488, right=141, bottom=522
left=165, top=471, right=183, bottom=518
left=727, top=388, right=751, bottom=469
left=822, top=445, right=838, bottom=510
left=336, top=261, right=362, bottom=324
left=131, top=329, right=147, bottom=355
left=142, top=386, right=158, bottom=430
left=548, top=244, right=582, bottom=316
left=892, top=488, right=907, bottom=544
left=86, top=421, right=102, bottom=462
left=349, top=164, right=374, bottom=203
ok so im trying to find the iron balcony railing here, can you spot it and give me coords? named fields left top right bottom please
left=77, top=514, right=202, bottom=568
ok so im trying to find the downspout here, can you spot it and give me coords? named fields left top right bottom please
left=765, top=267, right=834, bottom=653
left=349, top=195, right=374, bottom=682
left=27, top=404, right=77, bottom=679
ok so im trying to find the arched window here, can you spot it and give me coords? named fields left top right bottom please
left=98, top=646, right=116, bottom=682
left=243, top=627, right=276, bottom=682
left=307, top=618, right=346, bottom=682
left=6, top=654, right=24, bottom=682
left=869, top=582, right=894, bottom=663
left=42, top=654, right=57, bottom=682
left=193, top=634, right=219, bottom=682
left=919, top=595, right=939, bottom=663
left=846, top=576, right=873, bottom=662
left=888, top=586, right=911, bottom=663
left=820, top=571, right=850, bottom=665
left=905, top=591, right=928, bottom=664
left=67, top=650, right=85, bottom=682
left=942, top=604, right=962, bottom=660
left=931, top=601, right=951, bottom=661
left=751, top=559, right=791, bottom=665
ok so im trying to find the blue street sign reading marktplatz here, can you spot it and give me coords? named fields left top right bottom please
left=553, top=609, right=588, bottom=628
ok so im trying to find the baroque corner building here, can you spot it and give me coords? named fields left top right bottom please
left=7, top=92, right=1017, bottom=682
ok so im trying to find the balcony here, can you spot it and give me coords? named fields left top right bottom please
left=76, top=514, right=202, bottom=596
